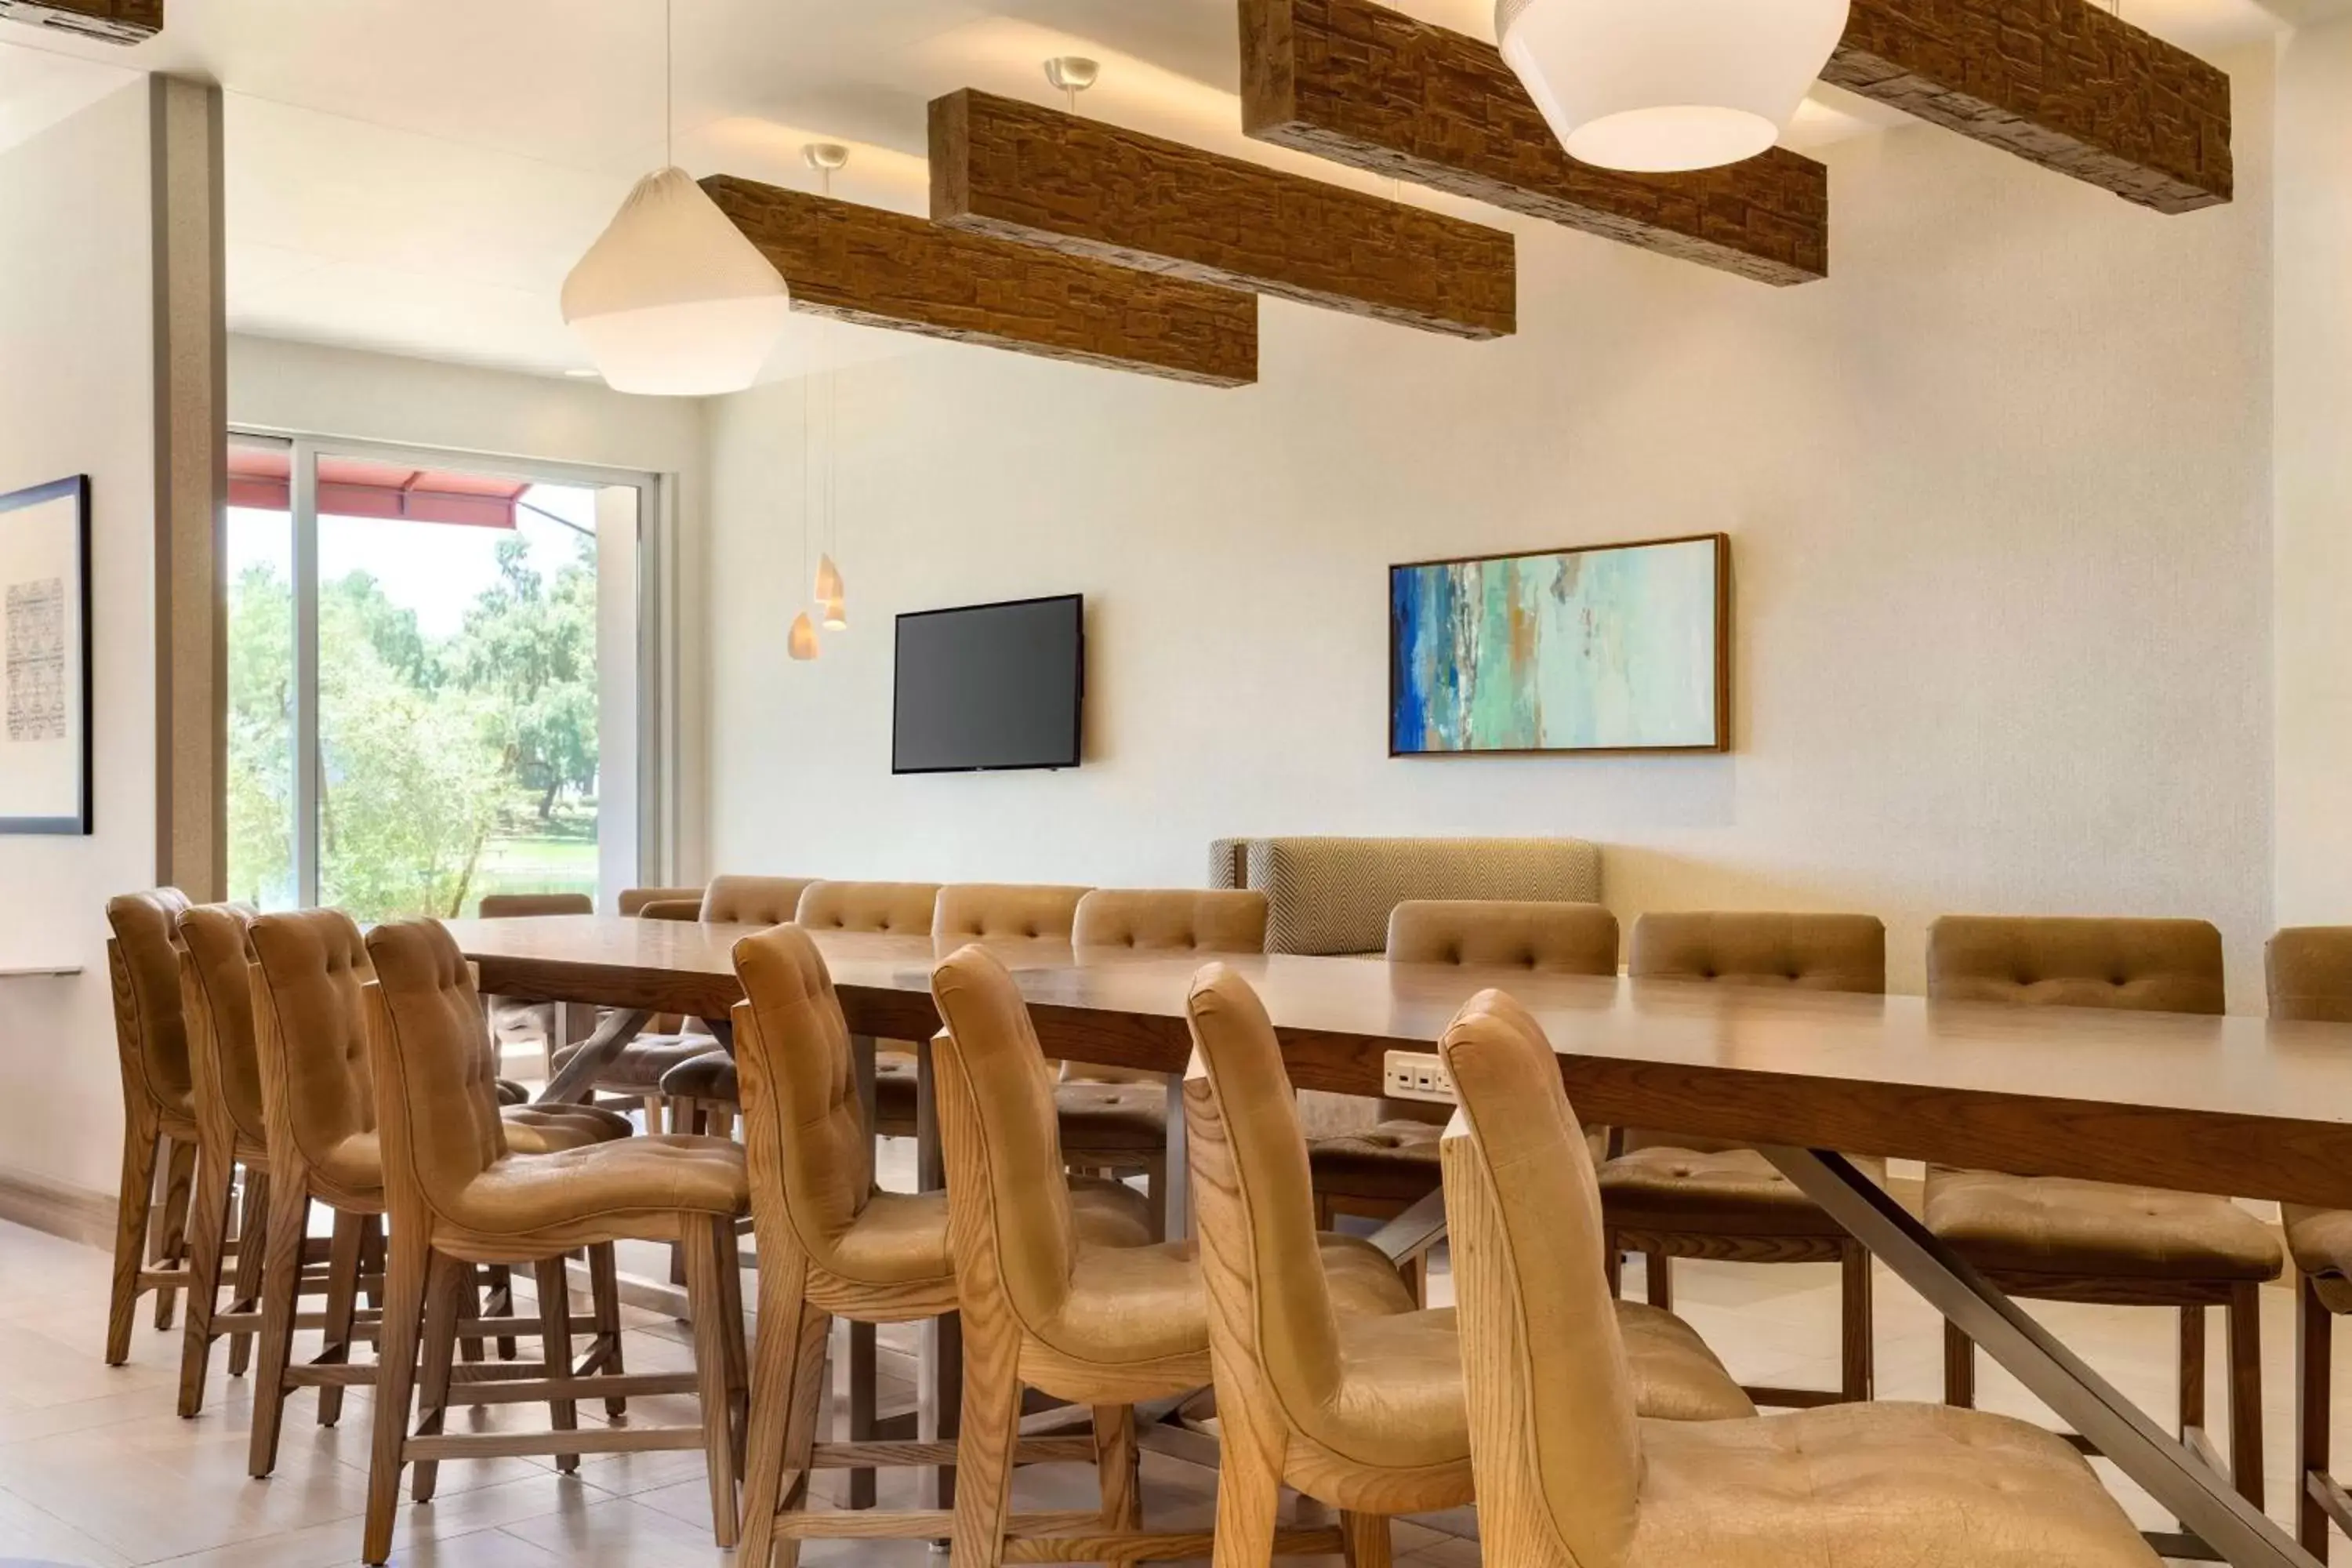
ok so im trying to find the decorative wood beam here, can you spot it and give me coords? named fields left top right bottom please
left=928, top=89, right=1515, bottom=340
left=702, top=175, right=1257, bottom=388
left=1828, top=0, right=2231, bottom=212
left=0, top=0, right=159, bottom=42
left=1240, top=0, right=1828, bottom=287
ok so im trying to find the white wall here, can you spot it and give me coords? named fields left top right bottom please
left=2272, top=16, right=2352, bottom=928
left=0, top=82, right=158, bottom=1195
left=706, top=49, right=2279, bottom=1006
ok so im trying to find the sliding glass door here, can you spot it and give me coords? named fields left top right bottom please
left=225, top=435, right=659, bottom=919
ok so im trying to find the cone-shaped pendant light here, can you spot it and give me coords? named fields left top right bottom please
left=788, top=610, right=820, bottom=661
left=815, top=554, right=846, bottom=630
left=561, top=2, right=792, bottom=394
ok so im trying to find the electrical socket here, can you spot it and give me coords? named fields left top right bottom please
left=1381, top=1048, right=1457, bottom=1105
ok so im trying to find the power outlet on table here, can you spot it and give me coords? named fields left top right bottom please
left=1382, top=1049, right=1457, bottom=1105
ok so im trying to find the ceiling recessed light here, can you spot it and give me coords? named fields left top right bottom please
left=564, top=368, right=601, bottom=379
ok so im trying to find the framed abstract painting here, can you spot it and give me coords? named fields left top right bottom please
left=0, top=475, right=93, bottom=833
left=1390, top=532, right=1729, bottom=757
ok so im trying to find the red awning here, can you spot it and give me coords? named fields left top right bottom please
left=227, top=448, right=526, bottom=529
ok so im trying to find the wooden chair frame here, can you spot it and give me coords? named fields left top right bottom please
left=103, top=935, right=205, bottom=1365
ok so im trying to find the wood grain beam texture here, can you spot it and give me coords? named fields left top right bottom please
left=1826, top=0, right=2231, bottom=212
left=1240, top=0, right=1830, bottom=286
left=928, top=88, right=1515, bottom=340
left=0, top=0, right=159, bottom=42
left=702, top=175, right=1257, bottom=388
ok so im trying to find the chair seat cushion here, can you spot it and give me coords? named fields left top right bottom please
left=1308, top=1120, right=1444, bottom=1204
left=1599, top=1146, right=1887, bottom=1239
left=551, top=1033, right=716, bottom=1091
left=1616, top=1301, right=1759, bottom=1421
left=2285, top=1205, right=2352, bottom=1313
left=1047, top=1232, right=1385, bottom=1373
left=1925, top=1171, right=2281, bottom=1283
left=1054, top=1080, right=1168, bottom=1152
left=500, top=1103, right=637, bottom=1156
left=1631, top=1402, right=2161, bottom=1566
left=820, top=1175, right=1154, bottom=1289
left=659, top=1050, right=736, bottom=1103
left=439, top=1134, right=748, bottom=1251
left=494, top=1079, right=529, bottom=1107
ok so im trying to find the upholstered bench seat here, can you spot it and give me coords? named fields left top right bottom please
left=1926, top=1171, right=2281, bottom=1282
left=1601, top=1146, right=1889, bottom=1238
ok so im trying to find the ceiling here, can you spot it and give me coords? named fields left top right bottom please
left=0, top=0, right=2293, bottom=386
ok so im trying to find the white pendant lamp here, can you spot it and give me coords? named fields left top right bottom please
left=787, top=610, right=819, bottom=661
left=1496, top=0, right=1849, bottom=173
left=560, top=2, right=792, bottom=394
left=815, top=554, right=847, bottom=630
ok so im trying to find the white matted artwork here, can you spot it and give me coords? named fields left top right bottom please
left=0, top=476, right=91, bottom=833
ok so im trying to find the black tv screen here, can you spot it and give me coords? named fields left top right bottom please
left=892, top=594, right=1084, bottom=774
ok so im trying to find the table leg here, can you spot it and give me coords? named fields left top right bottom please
left=1762, top=1146, right=2318, bottom=1568
left=844, top=1034, right=880, bottom=1510
left=1162, top=1073, right=1189, bottom=1240
left=914, top=1033, right=960, bottom=1514
left=535, top=1008, right=652, bottom=1105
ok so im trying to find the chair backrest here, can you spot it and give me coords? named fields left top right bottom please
left=934, top=884, right=1091, bottom=942
left=176, top=904, right=264, bottom=1149
left=1439, top=989, right=1643, bottom=1568
left=1073, top=888, right=1267, bottom=953
left=248, top=908, right=379, bottom=1189
left=104, top=887, right=195, bottom=1117
left=702, top=874, right=817, bottom=926
left=477, top=892, right=593, bottom=919
left=362, top=919, right=510, bottom=1226
left=1182, top=965, right=1348, bottom=1442
left=1210, top=836, right=1602, bottom=956
left=1927, top=915, right=2223, bottom=1014
left=2270, top=927, right=2352, bottom=1023
left=929, top=944, right=1080, bottom=1341
left=796, top=880, right=942, bottom=935
left=731, top=924, right=875, bottom=1269
left=1630, top=911, right=1886, bottom=993
left=1388, top=899, right=1620, bottom=975
left=620, top=884, right=702, bottom=916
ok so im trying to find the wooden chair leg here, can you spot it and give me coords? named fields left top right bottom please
left=485, top=1262, right=517, bottom=1361
left=588, top=1240, right=629, bottom=1418
left=642, top=1094, right=665, bottom=1133
left=949, top=1292, right=1024, bottom=1568
left=845, top=1319, right=879, bottom=1508
left=2299, top=1271, right=2336, bottom=1560
left=1944, top=1319, right=1975, bottom=1408
left=360, top=1214, right=386, bottom=1311
left=2227, top=1281, right=2265, bottom=1507
left=534, top=1255, right=580, bottom=1475
left=1602, top=1229, right=1622, bottom=1299
left=1644, top=1250, right=1672, bottom=1312
left=314, top=1204, right=362, bottom=1428
left=224, top=1168, right=270, bottom=1378
left=174, top=1141, right=238, bottom=1417
left=456, top=1266, right=487, bottom=1365
left=151, top=1135, right=197, bottom=1330
left=246, top=1176, right=314, bottom=1476
left=1340, top=1510, right=1393, bottom=1568
left=684, top=1217, right=743, bottom=1549
left=107, top=1115, right=161, bottom=1364
left=362, top=1222, right=433, bottom=1566
left=716, top=1223, right=750, bottom=1479
left=2181, top=1302, right=2209, bottom=1442
left=1143, top=1156, right=1167, bottom=1244
left=411, top=1251, right=469, bottom=1504
left=741, top=1250, right=821, bottom=1568
left=1093, top=1405, right=1142, bottom=1530
left=1207, top=1378, right=1285, bottom=1568
left=1839, top=1241, right=1875, bottom=1403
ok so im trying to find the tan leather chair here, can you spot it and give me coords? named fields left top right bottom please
left=102, top=890, right=205, bottom=1365
left=1311, top=900, right=1620, bottom=1294
left=797, top=878, right=942, bottom=935
left=1073, top=887, right=1267, bottom=953
left=358, top=917, right=750, bottom=1563
left=1181, top=963, right=1755, bottom=1568
left=1599, top=911, right=1887, bottom=1406
left=620, top=884, right=705, bottom=916
left=654, top=876, right=826, bottom=1135
left=241, top=908, right=636, bottom=1480
left=1437, top=986, right=2164, bottom=1568
left=1925, top=915, right=2279, bottom=1506
left=730, top=923, right=1152, bottom=1566
left=2266, top=927, right=2352, bottom=1557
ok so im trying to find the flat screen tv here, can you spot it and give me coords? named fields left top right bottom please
left=892, top=593, right=1084, bottom=774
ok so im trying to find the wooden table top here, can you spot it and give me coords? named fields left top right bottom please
left=448, top=915, right=2352, bottom=1209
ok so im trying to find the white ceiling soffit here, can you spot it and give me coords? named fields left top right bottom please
left=0, top=36, right=136, bottom=154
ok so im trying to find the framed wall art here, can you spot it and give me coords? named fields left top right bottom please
left=0, top=475, right=93, bottom=833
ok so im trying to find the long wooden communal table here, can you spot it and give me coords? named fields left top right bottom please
left=449, top=914, right=2352, bottom=1568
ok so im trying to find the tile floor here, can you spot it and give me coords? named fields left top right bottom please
left=0, top=1212, right=2332, bottom=1566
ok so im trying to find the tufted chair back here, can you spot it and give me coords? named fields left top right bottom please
left=176, top=904, right=265, bottom=1149
left=477, top=892, right=592, bottom=919
left=731, top=924, right=875, bottom=1268
left=934, top=884, right=1090, bottom=942
left=796, top=880, right=942, bottom=935
left=621, top=884, right=704, bottom=918
left=105, top=888, right=196, bottom=1119
left=1182, top=966, right=1349, bottom=1441
left=1388, top=900, right=1620, bottom=975
left=930, top=944, right=1081, bottom=1342
left=701, top=875, right=816, bottom=927
left=2269, top=927, right=2352, bottom=1023
left=1630, top=912, right=1886, bottom=993
left=1073, top=888, right=1266, bottom=953
left=1439, top=989, right=1643, bottom=1568
left=249, top=909, right=380, bottom=1193
left=1927, top=916, right=2223, bottom=1015
left=363, top=920, right=511, bottom=1229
